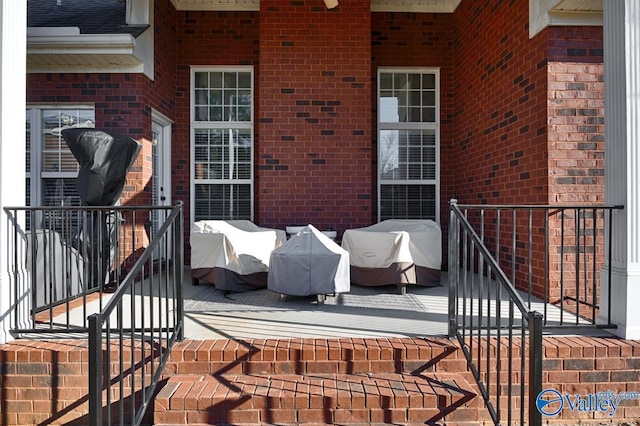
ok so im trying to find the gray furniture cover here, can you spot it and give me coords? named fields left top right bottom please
left=27, top=229, right=85, bottom=309
left=268, top=225, right=350, bottom=297
left=341, top=219, right=441, bottom=288
left=190, top=220, right=287, bottom=292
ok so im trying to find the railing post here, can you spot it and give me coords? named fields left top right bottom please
left=174, top=202, right=184, bottom=341
left=528, top=310, right=543, bottom=426
left=88, top=313, right=102, bottom=426
left=448, top=198, right=458, bottom=338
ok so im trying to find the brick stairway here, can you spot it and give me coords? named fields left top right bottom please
left=154, top=337, right=483, bottom=425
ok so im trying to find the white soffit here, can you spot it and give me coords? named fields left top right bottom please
left=168, top=0, right=462, bottom=12
left=530, top=0, right=603, bottom=38
left=26, top=32, right=144, bottom=74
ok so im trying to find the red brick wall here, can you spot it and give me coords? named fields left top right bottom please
left=545, top=26, right=605, bottom=306
left=256, top=0, right=372, bottom=234
left=452, top=0, right=549, bottom=206
left=546, top=26, right=604, bottom=205
left=371, top=12, right=456, bottom=226
left=450, top=0, right=605, bottom=302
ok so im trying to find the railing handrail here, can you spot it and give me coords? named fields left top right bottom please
left=449, top=199, right=544, bottom=426
left=453, top=203, right=624, bottom=210
left=4, top=205, right=176, bottom=212
left=449, top=200, right=622, bottom=426
left=450, top=202, right=534, bottom=317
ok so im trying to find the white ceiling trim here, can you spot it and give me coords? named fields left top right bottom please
left=530, top=0, right=603, bottom=38
left=168, top=0, right=463, bottom=12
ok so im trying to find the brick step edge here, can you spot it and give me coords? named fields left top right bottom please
left=165, top=337, right=463, bottom=375
left=154, top=372, right=480, bottom=425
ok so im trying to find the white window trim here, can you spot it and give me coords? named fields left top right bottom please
left=152, top=108, right=173, bottom=207
left=377, top=67, right=441, bottom=223
left=189, top=66, right=254, bottom=223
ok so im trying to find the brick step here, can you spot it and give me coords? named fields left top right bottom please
left=165, top=337, right=465, bottom=376
left=154, top=372, right=480, bottom=425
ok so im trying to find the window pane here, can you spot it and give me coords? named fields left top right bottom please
left=194, top=71, right=252, bottom=122
left=380, top=73, right=393, bottom=90
left=195, top=72, right=209, bottom=89
left=380, top=184, right=436, bottom=221
left=379, top=129, right=435, bottom=182
left=194, top=183, right=251, bottom=221
left=238, top=72, right=251, bottom=88
left=380, top=71, right=436, bottom=123
left=422, top=74, right=436, bottom=89
left=43, top=178, right=80, bottom=207
left=26, top=111, right=31, bottom=173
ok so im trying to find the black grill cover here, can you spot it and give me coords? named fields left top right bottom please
left=61, top=128, right=142, bottom=206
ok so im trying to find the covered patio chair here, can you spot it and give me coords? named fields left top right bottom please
left=341, top=219, right=441, bottom=293
left=190, top=220, right=287, bottom=292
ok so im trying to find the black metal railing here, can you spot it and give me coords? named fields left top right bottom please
left=87, top=202, right=183, bottom=426
left=3, top=203, right=184, bottom=426
left=448, top=199, right=623, bottom=425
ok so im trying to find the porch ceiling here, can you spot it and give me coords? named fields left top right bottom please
left=553, top=0, right=602, bottom=12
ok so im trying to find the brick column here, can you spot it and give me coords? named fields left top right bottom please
left=0, top=1, right=27, bottom=343
left=257, top=0, right=372, bottom=234
left=600, top=0, right=640, bottom=338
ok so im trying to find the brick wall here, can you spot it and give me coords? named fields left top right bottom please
left=371, top=11, right=455, bottom=226
left=256, top=0, right=372, bottom=233
left=545, top=26, right=605, bottom=308
left=451, top=1, right=605, bottom=302
left=452, top=0, right=549, bottom=206
left=451, top=0, right=549, bottom=294
left=546, top=27, right=604, bottom=206
left=1, top=336, right=638, bottom=425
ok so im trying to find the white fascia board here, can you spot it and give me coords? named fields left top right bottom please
left=27, top=34, right=136, bottom=54
left=530, top=0, right=602, bottom=38
left=547, top=10, right=602, bottom=27
left=26, top=33, right=152, bottom=76
left=27, top=63, right=145, bottom=74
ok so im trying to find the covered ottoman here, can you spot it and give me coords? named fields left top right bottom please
left=268, top=225, right=350, bottom=303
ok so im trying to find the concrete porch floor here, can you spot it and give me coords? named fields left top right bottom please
left=39, top=267, right=611, bottom=341
left=179, top=268, right=610, bottom=340
left=181, top=268, right=451, bottom=340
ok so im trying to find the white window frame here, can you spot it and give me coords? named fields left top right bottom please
left=189, top=66, right=254, bottom=223
left=377, top=67, right=441, bottom=223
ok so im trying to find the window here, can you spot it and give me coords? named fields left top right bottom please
left=191, top=68, right=253, bottom=221
left=378, top=69, right=439, bottom=221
